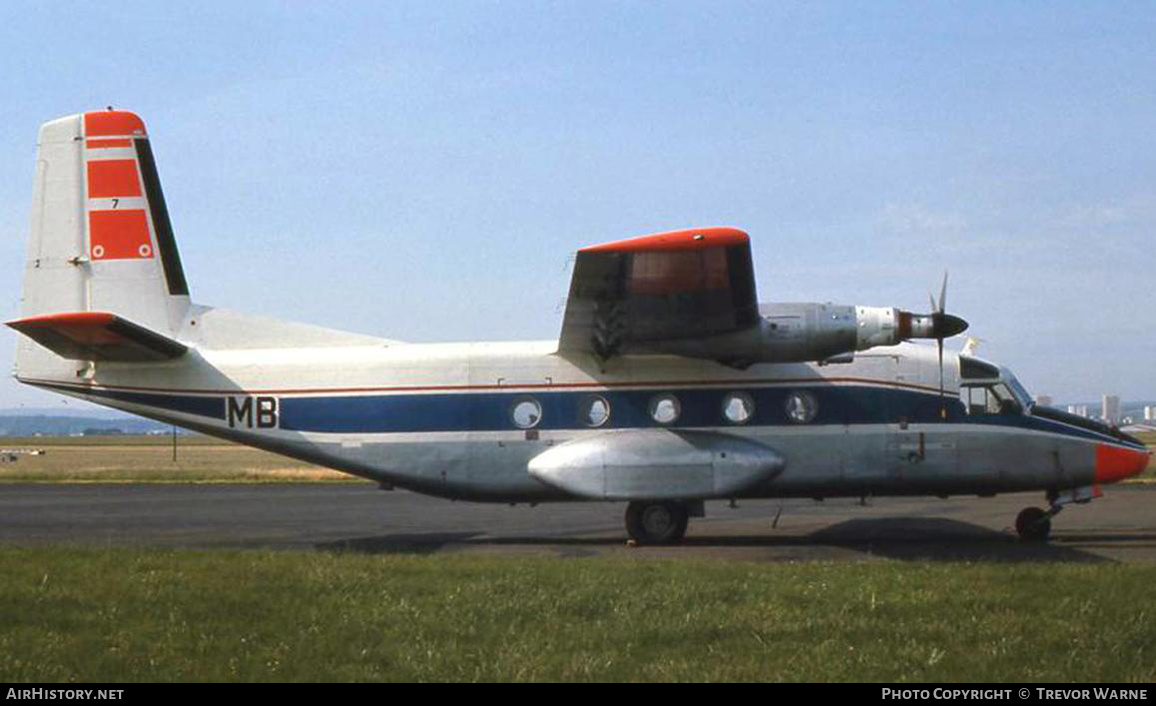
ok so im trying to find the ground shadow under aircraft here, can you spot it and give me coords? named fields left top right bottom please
left=788, top=517, right=1109, bottom=562
left=317, top=516, right=1124, bottom=562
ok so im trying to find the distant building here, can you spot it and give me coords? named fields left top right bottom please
left=1145, top=406, right=1156, bottom=422
left=1102, top=395, right=1121, bottom=425
left=1067, top=404, right=1089, bottom=418
left=1035, top=395, right=1053, bottom=407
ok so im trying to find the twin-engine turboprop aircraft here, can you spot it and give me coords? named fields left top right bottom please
left=7, top=110, right=1151, bottom=543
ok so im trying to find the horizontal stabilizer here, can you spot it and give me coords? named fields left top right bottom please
left=6, top=312, right=187, bottom=362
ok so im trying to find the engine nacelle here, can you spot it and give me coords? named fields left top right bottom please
left=644, top=302, right=965, bottom=366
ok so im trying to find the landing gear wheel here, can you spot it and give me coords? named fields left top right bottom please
left=625, top=501, right=689, bottom=545
left=1015, top=507, right=1051, bottom=542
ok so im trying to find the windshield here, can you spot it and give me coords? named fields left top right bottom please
left=1001, top=368, right=1034, bottom=409
left=958, top=362, right=1033, bottom=417
left=962, top=383, right=1021, bottom=415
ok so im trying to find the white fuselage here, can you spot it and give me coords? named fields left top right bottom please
left=20, top=311, right=1121, bottom=503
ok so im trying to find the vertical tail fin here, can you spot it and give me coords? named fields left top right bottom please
left=14, top=110, right=190, bottom=378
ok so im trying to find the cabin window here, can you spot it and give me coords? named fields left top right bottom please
left=578, top=395, right=611, bottom=427
left=510, top=397, right=543, bottom=429
left=722, top=392, right=754, bottom=424
left=648, top=394, right=681, bottom=425
left=784, top=390, right=818, bottom=424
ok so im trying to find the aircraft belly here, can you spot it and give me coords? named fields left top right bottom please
left=349, top=440, right=470, bottom=494
left=842, top=428, right=891, bottom=484
left=760, top=430, right=846, bottom=487
left=294, top=424, right=1104, bottom=500
left=1055, top=440, right=1097, bottom=487
left=948, top=429, right=1049, bottom=490
left=463, top=439, right=563, bottom=500
left=953, top=431, right=1095, bottom=490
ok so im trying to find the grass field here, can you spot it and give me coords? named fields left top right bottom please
left=1, top=435, right=1153, bottom=682
left=0, top=435, right=355, bottom=483
left=0, top=547, right=1154, bottom=682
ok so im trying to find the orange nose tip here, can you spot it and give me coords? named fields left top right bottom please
left=1095, top=443, right=1151, bottom=484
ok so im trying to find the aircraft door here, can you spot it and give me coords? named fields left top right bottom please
left=956, top=382, right=1046, bottom=486
left=886, top=353, right=960, bottom=489
left=839, top=354, right=900, bottom=490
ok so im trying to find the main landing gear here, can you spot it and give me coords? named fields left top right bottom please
left=625, top=500, right=690, bottom=545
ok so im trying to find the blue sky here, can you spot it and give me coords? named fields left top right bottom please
left=1, top=1, right=1154, bottom=409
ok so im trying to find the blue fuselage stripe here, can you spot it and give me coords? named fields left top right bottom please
left=39, top=381, right=1135, bottom=446
left=279, top=386, right=947, bottom=432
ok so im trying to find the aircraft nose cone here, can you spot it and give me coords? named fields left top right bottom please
left=1095, top=443, right=1151, bottom=484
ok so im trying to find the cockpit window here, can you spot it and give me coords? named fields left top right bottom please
left=1002, top=370, right=1033, bottom=409
left=959, top=358, right=1033, bottom=417
left=960, top=357, right=1000, bottom=380
left=962, top=383, right=1022, bottom=416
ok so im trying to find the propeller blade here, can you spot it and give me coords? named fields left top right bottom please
left=936, top=272, right=950, bottom=420
left=938, top=336, right=947, bottom=420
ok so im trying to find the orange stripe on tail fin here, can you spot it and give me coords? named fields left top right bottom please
left=83, top=111, right=146, bottom=138
left=86, top=138, right=133, bottom=149
left=86, top=159, right=142, bottom=198
left=89, top=209, right=153, bottom=260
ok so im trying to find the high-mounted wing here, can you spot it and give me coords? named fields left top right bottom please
left=558, top=227, right=759, bottom=359
left=7, top=311, right=188, bottom=362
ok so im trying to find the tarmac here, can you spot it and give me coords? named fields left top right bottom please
left=0, top=482, right=1154, bottom=562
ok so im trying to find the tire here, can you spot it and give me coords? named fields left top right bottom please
left=1015, top=507, right=1051, bottom=542
left=625, top=501, right=690, bottom=545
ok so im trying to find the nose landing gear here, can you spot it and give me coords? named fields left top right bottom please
left=1015, top=485, right=1102, bottom=542
left=1015, top=506, right=1053, bottom=542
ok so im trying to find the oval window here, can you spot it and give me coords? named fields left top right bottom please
left=784, top=390, right=818, bottom=424
left=578, top=395, right=611, bottom=428
left=510, top=397, right=542, bottom=429
left=648, top=394, right=681, bottom=425
left=722, top=392, right=754, bottom=425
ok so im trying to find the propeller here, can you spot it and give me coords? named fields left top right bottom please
left=927, top=271, right=968, bottom=420
left=893, top=273, right=970, bottom=420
